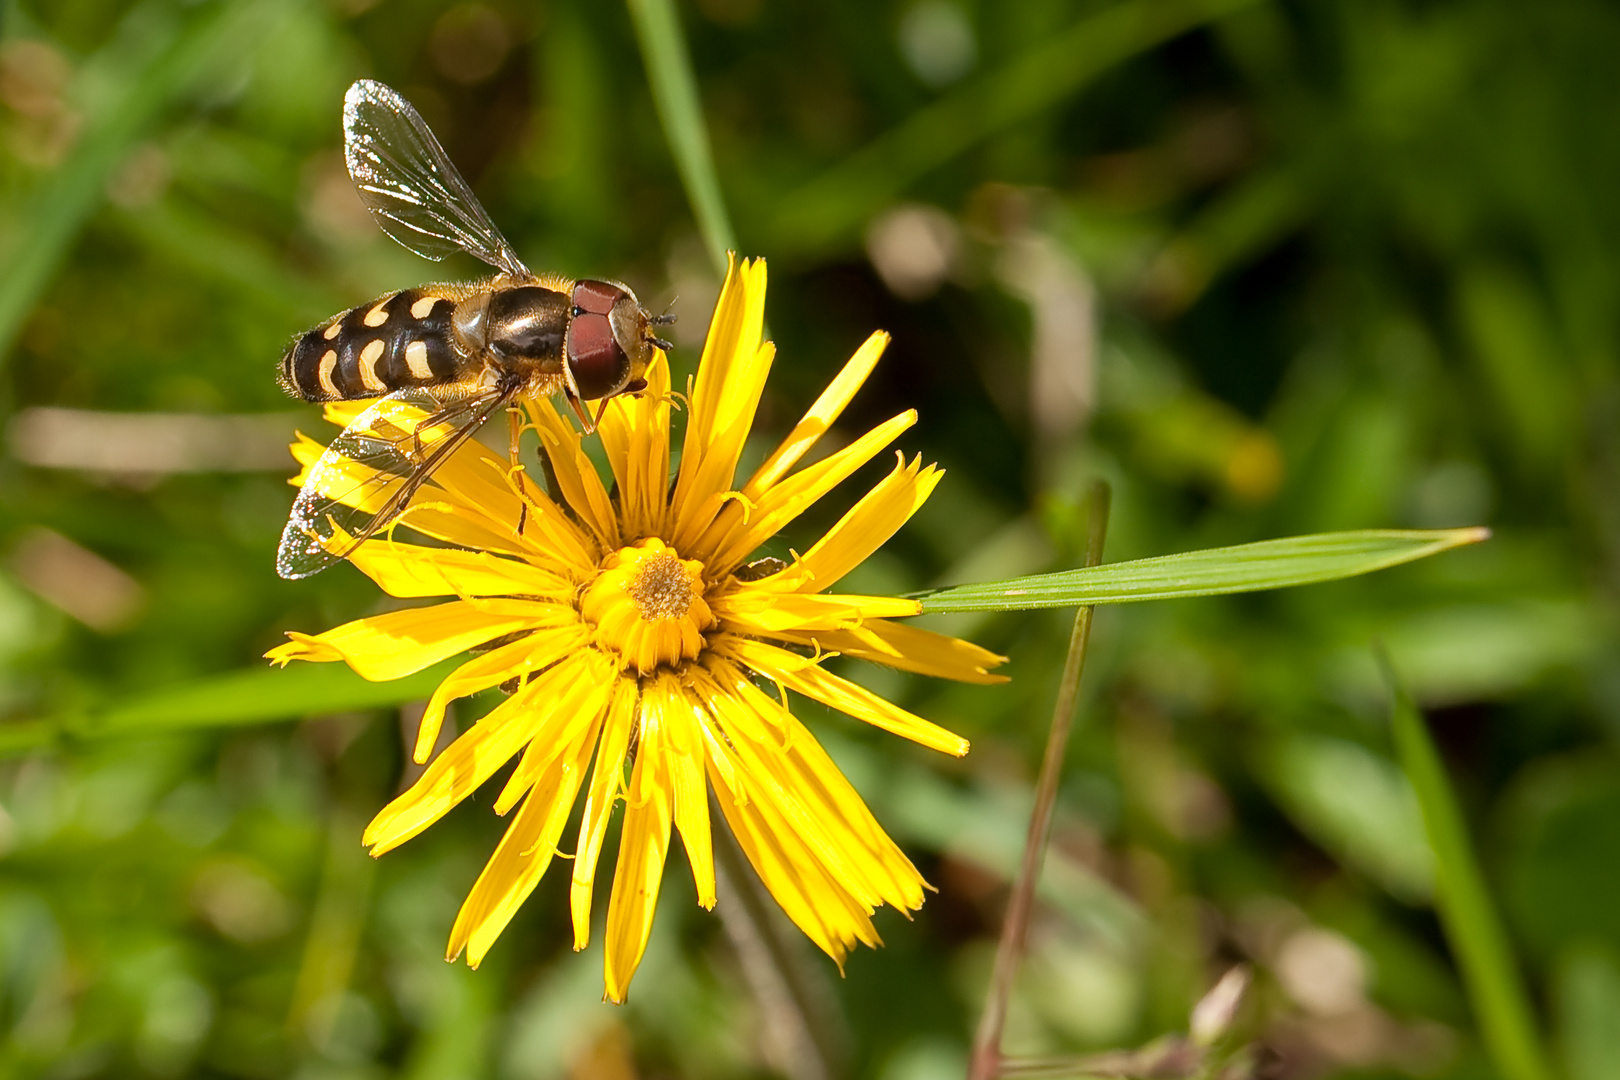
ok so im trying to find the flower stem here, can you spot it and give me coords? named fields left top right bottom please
left=968, top=480, right=1112, bottom=1080
left=712, top=795, right=845, bottom=1080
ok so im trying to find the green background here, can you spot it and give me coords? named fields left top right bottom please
left=0, top=0, right=1615, bottom=1077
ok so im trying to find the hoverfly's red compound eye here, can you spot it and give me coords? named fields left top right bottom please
left=567, top=281, right=631, bottom=399
left=566, top=312, right=631, bottom=400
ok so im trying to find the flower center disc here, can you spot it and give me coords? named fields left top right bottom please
left=580, top=538, right=714, bottom=675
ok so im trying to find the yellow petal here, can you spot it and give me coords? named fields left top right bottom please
left=768, top=454, right=942, bottom=594
left=363, top=661, right=587, bottom=855
left=602, top=697, right=674, bottom=1004
left=765, top=621, right=1008, bottom=685
left=296, top=397, right=596, bottom=569
left=571, top=677, right=639, bottom=950
left=696, top=660, right=926, bottom=915
left=288, top=432, right=325, bottom=484
left=597, top=351, right=673, bottom=539
left=412, top=624, right=591, bottom=763
left=291, top=443, right=394, bottom=513
left=448, top=715, right=599, bottom=967
left=669, top=257, right=772, bottom=549
left=406, top=443, right=597, bottom=571
left=655, top=674, right=715, bottom=910
left=412, top=439, right=526, bottom=526
left=704, top=739, right=881, bottom=966
left=494, top=658, right=617, bottom=814
left=347, top=541, right=573, bottom=600
left=321, top=400, right=371, bottom=428
left=712, top=591, right=922, bottom=635
left=710, top=659, right=920, bottom=897
left=742, top=330, right=888, bottom=499
left=429, top=449, right=597, bottom=569
left=682, top=257, right=764, bottom=455
left=724, top=638, right=970, bottom=757
left=699, top=410, right=916, bottom=576
left=526, top=397, right=621, bottom=550
left=381, top=501, right=547, bottom=565
left=294, top=397, right=480, bottom=524
left=265, top=598, right=566, bottom=681
left=669, top=341, right=774, bottom=545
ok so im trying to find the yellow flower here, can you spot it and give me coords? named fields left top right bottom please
left=268, top=256, right=1006, bottom=1002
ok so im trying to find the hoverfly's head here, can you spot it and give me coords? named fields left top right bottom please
left=568, top=280, right=676, bottom=401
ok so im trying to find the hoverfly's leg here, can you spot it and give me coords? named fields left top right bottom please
left=592, top=398, right=610, bottom=430
left=502, top=405, right=536, bottom=537
left=560, top=357, right=584, bottom=408
left=566, top=391, right=597, bottom=435
left=506, top=407, right=528, bottom=536
left=506, top=406, right=524, bottom=467
left=559, top=358, right=600, bottom=434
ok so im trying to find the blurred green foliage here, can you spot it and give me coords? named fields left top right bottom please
left=0, top=0, right=1616, bottom=1077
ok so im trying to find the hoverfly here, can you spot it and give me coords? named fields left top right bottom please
left=275, top=80, right=673, bottom=580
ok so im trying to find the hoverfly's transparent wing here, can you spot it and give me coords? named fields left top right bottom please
left=276, top=385, right=514, bottom=579
left=343, top=79, right=530, bottom=278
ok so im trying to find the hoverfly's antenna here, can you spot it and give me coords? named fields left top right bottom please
left=647, top=301, right=677, bottom=353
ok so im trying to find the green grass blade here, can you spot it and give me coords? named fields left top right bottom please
left=0, top=0, right=284, bottom=366
left=1387, top=665, right=1551, bottom=1080
left=0, top=660, right=457, bottom=757
left=627, top=0, right=737, bottom=275
left=970, top=482, right=1110, bottom=1080
left=773, top=0, right=1267, bottom=252
left=915, top=527, right=1487, bottom=613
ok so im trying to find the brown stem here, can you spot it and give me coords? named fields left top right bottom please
left=968, top=481, right=1112, bottom=1080
left=711, top=793, right=845, bottom=1080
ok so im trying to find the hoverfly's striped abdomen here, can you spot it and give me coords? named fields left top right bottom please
left=280, top=289, right=461, bottom=401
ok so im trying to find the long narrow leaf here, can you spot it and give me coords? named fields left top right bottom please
left=1387, top=666, right=1550, bottom=1080
left=0, top=660, right=456, bottom=758
left=0, top=0, right=284, bottom=365
left=915, top=528, right=1487, bottom=613
left=627, top=0, right=737, bottom=276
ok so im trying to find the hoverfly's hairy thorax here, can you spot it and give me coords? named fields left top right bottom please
left=482, top=286, right=571, bottom=366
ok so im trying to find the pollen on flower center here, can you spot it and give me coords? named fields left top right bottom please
left=580, top=537, right=715, bottom=675
left=629, top=553, right=695, bottom=620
